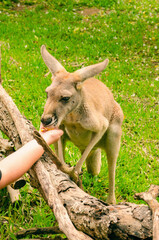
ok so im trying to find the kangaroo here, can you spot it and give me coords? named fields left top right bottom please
left=40, top=45, right=124, bottom=204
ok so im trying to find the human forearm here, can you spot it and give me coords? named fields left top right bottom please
left=0, top=129, right=63, bottom=189
left=0, top=140, right=44, bottom=189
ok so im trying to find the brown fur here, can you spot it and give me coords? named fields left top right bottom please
left=40, top=45, right=124, bottom=204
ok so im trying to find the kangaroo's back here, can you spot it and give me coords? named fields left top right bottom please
left=82, top=78, right=116, bottom=121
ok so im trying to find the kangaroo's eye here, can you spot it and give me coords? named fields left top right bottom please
left=60, top=96, right=70, bottom=103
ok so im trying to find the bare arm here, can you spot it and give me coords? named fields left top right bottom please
left=0, top=129, right=63, bottom=189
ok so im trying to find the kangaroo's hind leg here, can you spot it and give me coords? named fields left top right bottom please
left=105, top=123, right=122, bottom=205
left=86, top=148, right=101, bottom=176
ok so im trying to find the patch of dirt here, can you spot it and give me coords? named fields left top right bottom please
left=78, top=7, right=100, bottom=16
left=10, top=2, right=38, bottom=12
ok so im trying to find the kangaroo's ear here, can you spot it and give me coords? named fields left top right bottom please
left=74, top=59, right=109, bottom=81
left=76, top=82, right=83, bottom=90
left=41, top=45, right=67, bottom=76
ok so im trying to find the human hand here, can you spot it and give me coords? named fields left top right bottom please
left=40, top=128, right=63, bottom=145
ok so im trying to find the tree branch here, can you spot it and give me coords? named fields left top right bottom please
left=7, top=185, right=21, bottom=203
left=34, top=160, right=92, bottom=240
left=135, top=185, right=159, bottom=240
left=11, top=226, right=62, bottom=239
left=33, top=130, right=82, bottom=187
left=0, top=137, right=14, bottom=155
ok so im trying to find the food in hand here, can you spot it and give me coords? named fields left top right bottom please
left=41, top=127, right=54, bottom=132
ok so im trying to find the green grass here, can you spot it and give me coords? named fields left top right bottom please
left=0, top=0, right=159, bottom=238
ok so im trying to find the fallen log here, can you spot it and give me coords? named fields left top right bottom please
left=0, top=83, right=155, bottom=239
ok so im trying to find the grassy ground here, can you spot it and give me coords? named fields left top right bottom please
left=0, top=0, right=158, bottom=239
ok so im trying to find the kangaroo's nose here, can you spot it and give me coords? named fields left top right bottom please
left=41, top=117, right=52, bottom=126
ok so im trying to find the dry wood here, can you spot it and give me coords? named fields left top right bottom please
left=135, top=185, right=159, bottom=240
left=9, top=226, right=62, bottom=239
left=10, top=177, right=26, bottom=189
left=33, top=131, right=71, bottom=172
left=34, top=160, right=92, bottom=240
left=43, top=161, right=153, bottom=240
left=6, top=185, right=21, bottom=203
left=0, top=137, right=14, bottom=154
left=0, top=82, right=156, bottom=239
left=33, top=130, right=82, bottom=187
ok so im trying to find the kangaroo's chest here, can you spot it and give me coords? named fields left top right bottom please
left=64, top=122, right=92, bottom=149
left=63, top=111, right=93, bottom=148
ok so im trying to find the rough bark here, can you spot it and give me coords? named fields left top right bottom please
left=0, top=83, right=155, bottom=239
left=135, top=185, right=159, bottom=240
